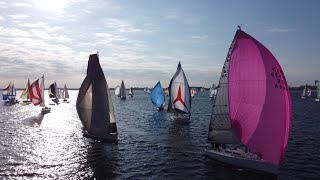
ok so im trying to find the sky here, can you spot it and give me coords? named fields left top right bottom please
left=0, top=0, right=319, bottom=89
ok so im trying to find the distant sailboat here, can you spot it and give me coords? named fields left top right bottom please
left=114, top=86, right=120, bottom=97
left=204, top=28, right=291, bottom=174
left=20, top=79, right=31, bottom=103
left=150, top=81, right=165, bottom=111
left=2, top=82, right=19, bottom=104
left=30, top=76, right=51, bottom=114
left=209, top=84, right=217, bottom=99
left=48, top=82, right=60, bottom=104
left=63, top=84, right=69, bottom=102
left=163, top=88, right=169, bottom=96
left=191, top=88, right=196, bottom=98
left=128, top=87, right=133, bottom=97
left=167, top=62, right=191, bottom=120
left=76, top=53, right=117, bottom=142
left=120, top=80, right=126, bottom=99
left=301, top=84, right=310, bottom=99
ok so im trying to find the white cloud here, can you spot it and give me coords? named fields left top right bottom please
left=0, top=16, right=5, bottom=21
left=8, top=14, right=30, bottom=19
left=268, top=28, right=296, bottom=33
left=103, top=18, right=141, bottom=33
left=191, top=35, right=208, bottom=40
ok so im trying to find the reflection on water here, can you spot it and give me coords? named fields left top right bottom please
left=0, top=90, right=319, bottom=179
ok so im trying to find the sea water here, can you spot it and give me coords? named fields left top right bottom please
left=0, top=90, right=319, bottom=179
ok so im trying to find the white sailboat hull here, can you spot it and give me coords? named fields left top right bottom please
left=170, top=114, right=190, bottom=121
left=315, top=99, right=319, bottom=101
left=83, top=130, right=118, bottom=143
left=204, top=148, right=278, bottom=174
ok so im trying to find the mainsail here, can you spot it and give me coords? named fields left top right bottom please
left=63, top=84, right=69, bottom=99
left=228, top=30, right=291, bottom=165
left=207, top=30, right=239, bottom=144
left=120, top=80, right=126, bottom=99
left=167, top=62, right=191, bottom=115
left=76, top=53, right=117, bottom=136
left=150, top=81, right=165, bottom=108
left=316, top=81, right=320, bottom=99
left=128, top=87, right=133, bottom=95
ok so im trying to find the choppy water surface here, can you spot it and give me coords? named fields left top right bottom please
left=0, top=90, right=319, bottom=179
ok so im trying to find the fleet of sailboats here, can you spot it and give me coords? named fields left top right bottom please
left=167, top=62, right=191, bottom=120
left=204, top=28, right=291, bottom=174
left=76, top=53, right=118, bottom=143
left=150, top=81, right=165, bottom=111
left=2, top=27, right=312, bottom=175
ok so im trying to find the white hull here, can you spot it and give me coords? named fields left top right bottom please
left=204, top=149, right=278, bottom=174
left=315, top=99, right=319, bottom=101
left=301, top=96, right=305, bottom=99
left=83, top=130, right=118, bottom=143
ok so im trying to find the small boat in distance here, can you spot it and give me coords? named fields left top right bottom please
left=114, top=86, right=120, bottom=97
left=63, top=84, right=70, bottom=102
left=76, top=53, right=117, bottom=143
left=167, top=62, right=191, bottom=120
left=301, top=84, right=311, bottom=99
left=150, top=81, right=165, bottom=111
left=2, top=82, right=19, bottom=104
left=209, top=84, right=217, bottom=100
left=191, top=88, right=196, bottom=98
left=204, top=28, right=291, bottom=174
left=120, top=80, right=126, bottom=99
left=128, top=87, right=133, bottom=97
left=20, top=79, right=31, bottom=104
left=30, top=76, right=51, bottom=114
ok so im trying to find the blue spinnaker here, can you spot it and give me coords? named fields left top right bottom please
left=150, top=81, right=165, bottom=108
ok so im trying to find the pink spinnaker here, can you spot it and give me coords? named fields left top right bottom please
left=228, top=31, right=291, bottom=165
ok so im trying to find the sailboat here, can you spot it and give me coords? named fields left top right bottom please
left=114, top=86, right=120, bottom=97
left=120, top=80, right=126, bottom=99
left=2, top=82, right=19, bottom=104
left=128, top=87, right=133, bottom=97
left=191, top=88, right=196, bottom=98
left=209, top=84, right=217, bottom=99
left=30, top=76, right=51, bottom=114
left=315, top=81, right=320, bottom=101
left=301, top=84, right=311, bottom=99
left=62, top=84, right=70, bottom=102
left=204, top=28, right=291, bottom=174
left=76, top=53, right=117, bottom=143
left=150, top=81, right=165, bottom=111
left=167, top=62, right=191, bottom=120
left=20, top=79, right=31, bottom=103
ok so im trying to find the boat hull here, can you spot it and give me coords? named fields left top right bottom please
left=83, top=130, right=118, bottom=143
left=204, top=149, right=278, bottom=174
left=170, top=115, right=190, bottom=121
left=41, top=107, right=51, bottom=114
left=315, top=99, right=319, bottom=102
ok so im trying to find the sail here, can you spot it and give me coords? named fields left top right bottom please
left=76, top=53, right=117, bottom=136
left=208, top=31, right=239, bottom=144
left=128, top=87, right=133, bottom=95
left=120, top=80, right=126, bottom=99
left=7, top=83, right=16, bottom=100
left=30, top=78, right=43, bottom=106
left=228, top=30, right=291, bottom=165
left=167, top=62, right=191, bottom=114
left=191, top=88, right=196, bottom=97
left=63, top=84, right=69, bottom=99
left=209, top=84, right=217, bottom=98
left=48, top=83, right=56, bottom=98
left=150, top=81, right=165, bottom=108
left=114, top=86, right=120, bottom=97
left=2, top=82, right=11, bottom=101
left=54, top=82, right=61, bottom=99
left=306, top=88, right=311, bottom=97
left=20, top=79, right=30, bottom=100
